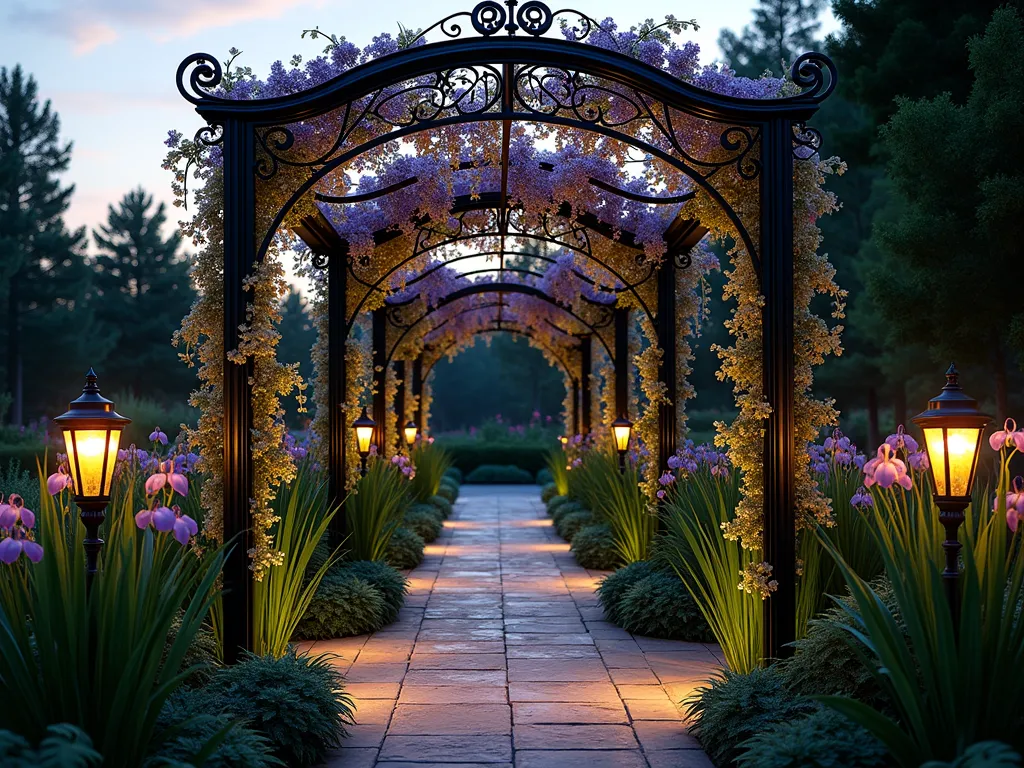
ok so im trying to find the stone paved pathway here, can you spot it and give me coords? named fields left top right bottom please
left=315, top=485, right=721, bottom=767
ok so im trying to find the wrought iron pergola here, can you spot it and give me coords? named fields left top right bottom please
left=176, top=0, right=836, bottom=662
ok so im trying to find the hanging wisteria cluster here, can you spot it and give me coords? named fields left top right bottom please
left=165, top=13, right=844, bottom=581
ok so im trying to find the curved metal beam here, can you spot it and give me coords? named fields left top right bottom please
left=422, top=326, right=577, bottom=380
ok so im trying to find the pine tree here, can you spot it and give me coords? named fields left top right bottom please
left=90, top=188, right=195, bottom=402
left=0, top=65, right=86, bottom=424
left=718, top=0, right=826, bottom=78
left=277, top=286, right=316, bottom=427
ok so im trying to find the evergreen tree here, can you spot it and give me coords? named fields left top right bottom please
left=869, top=7, right=1024, bottom=420
left=90, top=188, right=195, bottom=403
left=718, top=0, right=826, bottom=78
left=0, top=65, right=87, bottom=424
left=277, top=286, right=316, bottom=428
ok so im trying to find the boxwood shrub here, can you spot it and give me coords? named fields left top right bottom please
left=0, top=725, right=101, bottom=768
left=464, top=464, right=535, bottom=484
left=386, top=526, right=425, bottom=569
left=157, top=696, right=281, bottom=768
left=736, top=708, right=888, bottom=768
left=294, top=572, right=385, bottom=639
left=540, top=482, right=558, bottom=503
left=436, top=440, right=552, bottom=475
left=555, top=509, right=596, bottom=542
left=404, top=503, right=443, bottom=543
left=536, top=467, right=554, bottom=486
left=443, top=466, right=463, bottom=484
left=339, top=559, right=407, bottom=624
left=614, top=571, right=714, bottom=641
left=570, top=523, right=620, bottom=570
left=429, top=494, right=453, bottom=519
left=687, top=667, right=817, bottom=768
left=197, top=650, right=354, bottom=768
left=546, top=494, right=570, bottom=514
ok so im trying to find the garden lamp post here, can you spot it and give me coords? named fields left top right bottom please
left=911, top=363, right=990, bottom=624
left=53, top=368, right=131, bottom=593
left=611, top=415, right=633, bottom=473
left=404, top=420, right=418, bottom=450
left=353, top=407, right=376, bottom=476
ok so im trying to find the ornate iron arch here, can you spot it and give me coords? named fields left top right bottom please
left=422, top=326, right=578, bottom=380
left=177, top=0, right=837, bottom=663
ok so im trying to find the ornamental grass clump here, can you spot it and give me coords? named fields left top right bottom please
left=660, top=451, right=762, bottom=672
left=571, top=449, right=654, bottom=563
left=198, top=649, right=354, bottom=768
left=545, top=449, right=570, bottom=496
left=345, top=456, right=410, bottom=561
left=0, top=466, right=225, bottom=766
left=816, top=418, right=1024, bottom=765
left=408, top=442, right=453, bottom=503
left=253, top=459, right=340, bottom=658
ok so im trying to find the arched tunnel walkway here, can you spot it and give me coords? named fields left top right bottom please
left=302, top=485, right=722, bottom=768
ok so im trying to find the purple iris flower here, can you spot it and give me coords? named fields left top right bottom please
left=47, top=466, right=74, bottom=495
left=885, top=425, right=919, bottom=455
left=0, top=495, right=35, bottom=530
left=136, top=505, right=175, bottom=532
left=172, top=507, right=199, bottom=546
left=990, top=418, right=1024, bottom=452
left=850, top=487, right=873, bottom=508
left=907, top=450, right=930, bottom=472
left=0, top=527, right=43, bottom=564
left=1002, top=476, right=1024, bottom=532
left=149, top=427, right=168, bottom=445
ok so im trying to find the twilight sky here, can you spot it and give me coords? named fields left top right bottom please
left=1, top=0, right=838, bottom=246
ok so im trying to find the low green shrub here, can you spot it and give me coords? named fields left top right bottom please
left=736, top=708, right=888, bottom=768
left=436, top=440, right=552, bottom=475
left=536, top=467, right=553, bottom=486
left=464, top=464, right=534, bottom=484
left=0, top=725, right=101, bottom=767
left=571, top=523, right=621, bottom=570
left=386, top=527, right=425, bottom=569
left=688, top=667, right=817, bottom=768
left=157, top=694, right=281, bottom=768
left=614, top=571, right=714, bottom=641
left=540, top=482, right=558, bottom=504
left=546, top=494, right=570, bottom=514
left=0, top=458, right=40, bottom=516
left=555, top=509, right=596, bottom=542
left=404, top=504, right=444, bottom=543
left=922, top=742, right=1023, bottom=768
left=596, top=560, right=658, bottom=621
left=163, top=613, right=220, bottom=686
left=779, top=581, right=898, bottom=710
left=437, top=479, right=459, bottom=503
left=550, top=499, right=586, bottom=528
left=294, top=573, right=385, bottom=639
left=200, top=649, right=354, bottom=768
left=443, top=466, right=463, bottom=484
left=339, top=560, right=407, bottom=624
left=429, top=494, right=453, bottom=519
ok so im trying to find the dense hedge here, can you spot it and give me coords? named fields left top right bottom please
left=435, top=440, right=552, bottom=474
left=464, top=464, right=534, bottom=484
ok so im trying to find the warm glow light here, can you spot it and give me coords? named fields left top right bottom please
left=611, top=418, right=632, bottom=453
left=355, top=425, right=374, bottom=455
left=923, top=426, right=981, bottom=497
left=64, top=428, right=120, bottom=498
left=404, top=421, right=418, bottom=446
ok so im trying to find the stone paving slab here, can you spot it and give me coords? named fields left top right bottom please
left=322, top=485, right=719, bottom=767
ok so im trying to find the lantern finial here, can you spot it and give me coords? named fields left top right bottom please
left=944, top=362, right=959, bottom=389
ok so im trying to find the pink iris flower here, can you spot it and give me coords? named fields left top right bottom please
left=0, top=495, right=35, bottom=530
left=47, top=466, right=74, bottom=495
left=0, top=527, right=43, bottom=564
left=863, top=444, right=913, bottom=490
left=1002, top=476, right=1024, bottom=533
left=989, top=419, right=1024, bottom=452
left=145, top=460, right=188, bottom=496
left=149, top=427, right=168, bottom=445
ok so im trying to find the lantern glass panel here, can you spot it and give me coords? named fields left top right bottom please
left=64, top=428, right=120, bottom=498
left=404, top=425, right=417, bottom=446
left=923, top=426, right=982, bottom=497
left=612, top=424, right=631, bottom=452
left=355, top=425, right=374, bottom=455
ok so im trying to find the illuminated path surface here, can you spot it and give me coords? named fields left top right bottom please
left=313, top=485, right=721, bottom=768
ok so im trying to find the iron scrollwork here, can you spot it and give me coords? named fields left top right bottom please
left=176, top=52, right=224, bottom=105
left=792, top=122, right=823, bottom=160
left=790, top=52, right=837, bottom=103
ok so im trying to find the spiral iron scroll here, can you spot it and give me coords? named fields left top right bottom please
left=790, top=52, right=837, bottom=103
left=176, top=53, right=224, bottom=104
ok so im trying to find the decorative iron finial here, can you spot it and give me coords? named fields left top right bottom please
left=944, top=363, right=960, bottom=390
left=83, top=368, right=100, bottom=394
